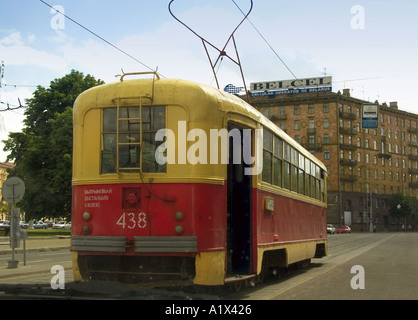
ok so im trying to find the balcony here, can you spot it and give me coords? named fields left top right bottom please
left=340, top=158, right=358, bottom=166
left=339, top=111, right=357, bottom=121
left=303, top=142, right=322, bottom=152
left=409, top=168, right=418, bottom=174
left=409, top=182, right=418, bottom=188
left=340, top=174, right=358, bottom=182
left=409, top=140, right=418, bottom=147
left=339, top=127, right=358, bottom=135
left=408, top=127, right=418, bottom=134
left=340, top=143, right=358, bottom=151
left=378, top=153, right=392, bottom=159
left=408, top=154, right=418, bottom=161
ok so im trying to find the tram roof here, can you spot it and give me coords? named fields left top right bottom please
left=74, top=77, right=326, bottom=172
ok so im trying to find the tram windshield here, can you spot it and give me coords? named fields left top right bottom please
left=101, top=106, right=166, bottom=174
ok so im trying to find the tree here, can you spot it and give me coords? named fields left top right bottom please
left=388, top=193, right=413, bottom=229
left=3, top=70, right=104, bottom=220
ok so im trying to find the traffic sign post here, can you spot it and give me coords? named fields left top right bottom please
left=1, top=176, right=25, bottom=269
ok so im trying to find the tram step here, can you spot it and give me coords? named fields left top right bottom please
left=224, top=274, right=256, bottom=283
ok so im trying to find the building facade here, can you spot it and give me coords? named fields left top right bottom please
left=249, top=88, right=418, bottom=232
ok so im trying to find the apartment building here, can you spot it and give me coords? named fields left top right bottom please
left=249, top=85, right=418, bottom=231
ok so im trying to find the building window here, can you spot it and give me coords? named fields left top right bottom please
left=294, top=120, right=300, bottom=130
left=323, top=103, right=329, bottom=113
left=308, top=104, right=314, bottom=114
left=308, top=119, right=315, bottom=129
left=264, top=107, right=270, bottom=117
left=294, top=105, right=300, bottom=115
left=324, top=118, right=329, bottom=128
left=324, top=150, right=330, bottom=160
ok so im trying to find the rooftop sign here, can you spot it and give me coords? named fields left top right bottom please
left=249, top=76, right=332, bottom=97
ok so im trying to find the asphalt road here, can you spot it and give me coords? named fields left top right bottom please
left=230, top=232, right=418, bottom=300
left=1, top=233, right=417, bottom=300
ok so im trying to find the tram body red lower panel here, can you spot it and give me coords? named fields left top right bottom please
left=72, top=183, right=227, bottom=253
left=255, top=189, right=327, bottom=245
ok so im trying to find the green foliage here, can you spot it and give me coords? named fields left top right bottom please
left=388, top=193, right=413, bottom=225
left=3, top=70, right=104, bottom=220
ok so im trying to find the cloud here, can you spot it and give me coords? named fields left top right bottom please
left=0, top=30, right=68, bottom=73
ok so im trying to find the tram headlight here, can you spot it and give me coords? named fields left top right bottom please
left=175, top=225, right=183, bottom=234
left=174, top=211, right=184, bottom=221
left=82, top=225, right=91, bottom=234
left=83, top=211, right=91, bottom=221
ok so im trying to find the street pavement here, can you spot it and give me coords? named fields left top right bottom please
left=0, top=236, right=70, bottom=280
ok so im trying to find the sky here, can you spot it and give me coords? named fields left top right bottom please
left=1, top=0, right=418, bottom=161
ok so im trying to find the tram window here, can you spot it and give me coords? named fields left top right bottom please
left=284, top=143, right=291, bottom=162
left=291, top=148, right=298, bottom=166
left=142, top=106, right=166, bottom=173
left=299, top=153, right=305, bottom=171
left=311, top=176, right=316, bottom=199
left=263, top=129, right=273, bottom=152
left=291, top=165, right=298, bottom=191
left=273, top=157, right=282, bottom=187
left=102, top=109, right=117, bottom=174
left=262, top=129, right=273, bottom=183
left=262, top=150, right=272, bottom=183
left=283, top=162, right=290, bottom=190
left=274, top=136, right=283, bottom=158
left=320, top=178, right=325, bottom=202
left=305, top=158, right=311, bottom=175
left=273, top=136, right=283, bottom=187
left=305, top=172, right=310, bottom=197
left=316, top=179, right=321, bottom=200
left=299, top=168, right=304, bottom=194
left=101, top=106, right=166, bottom=174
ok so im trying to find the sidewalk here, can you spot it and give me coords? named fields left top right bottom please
left=0, top=236, right=71, bottom=280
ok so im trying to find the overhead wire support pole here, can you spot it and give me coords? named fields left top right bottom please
left=169, top=0, right=253, bottom=101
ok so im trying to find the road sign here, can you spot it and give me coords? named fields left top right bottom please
left=2, top=176, right=25, bottom=205
left=362, top=103, right=379, bottom=129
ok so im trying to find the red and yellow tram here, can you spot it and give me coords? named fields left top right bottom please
left=71, top=72, right=327, bottom=286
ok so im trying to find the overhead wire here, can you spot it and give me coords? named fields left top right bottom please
left=39, top=0, right=164, bottom=78
left=231, top=0, right=304, bottom=88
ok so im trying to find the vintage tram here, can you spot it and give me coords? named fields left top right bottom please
left=71, top=72, right=327, bottom=286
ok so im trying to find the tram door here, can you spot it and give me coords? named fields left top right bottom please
left=226, top=123, right=252, bottom=275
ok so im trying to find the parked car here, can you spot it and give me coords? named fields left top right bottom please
left=0, top=220, right=10, bottom=231
left=45, top=220, right=53, bottom=228
left=33, top=221, right=47, bottom=229
left=19, top=221, right=29, bottom=229
left=337, top=225, right=351, bottom=234
left=53, top=221, right=71, bottom=230
left=327, top=224, right=336, bottom=234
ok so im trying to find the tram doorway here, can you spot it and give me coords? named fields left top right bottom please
left=226, top=123, right=252, bottom=275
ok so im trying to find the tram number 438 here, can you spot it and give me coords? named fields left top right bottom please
left=116, top=212, right=147, bottom=229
